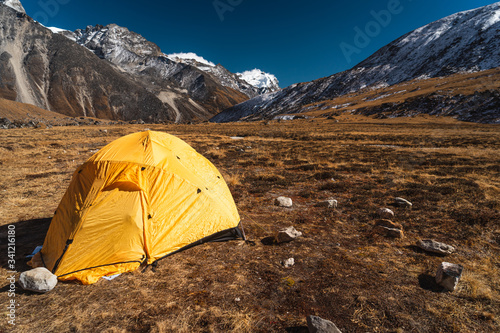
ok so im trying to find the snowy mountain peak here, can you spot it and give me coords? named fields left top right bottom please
left=167, top=52, right=216, bottom=67
left=166, top=53, right=280, bottom=93
left=237, top=69, right=280, bottom=93
left=0, top=0, right=25, bottom=13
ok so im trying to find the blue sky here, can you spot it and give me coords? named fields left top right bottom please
left=22, top=0, right=497, bottom=88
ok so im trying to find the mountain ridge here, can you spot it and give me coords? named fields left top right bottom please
left=0, top=2, right=280, bottom=122
left=212, top=2, right=500, bottom=123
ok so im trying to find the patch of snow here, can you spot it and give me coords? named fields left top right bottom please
left=167, top=52, right=215, bottom=67
left=47, top=27, right=70, bottom=34
left=237, top=69, right=279, bottom=90
left=0, top=0, right=25, bottom=13
left=483, top=7, right=500, bottom=30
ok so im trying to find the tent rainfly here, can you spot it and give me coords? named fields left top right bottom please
left=29, top=131, right=244, bottom=284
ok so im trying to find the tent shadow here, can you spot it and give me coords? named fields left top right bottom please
left=0, top=218, right=51, bottom=272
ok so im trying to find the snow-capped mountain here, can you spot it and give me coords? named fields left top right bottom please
left=237, top=69, right=280, bottom=94
left=0, top=0, right=24, bottom=13
left=62, top=24, right=278, bottom=107
left=168, top=52, right=216, bottom=67
left=212, top=2, right=500, bottom=123
left=0, top=0, right=280, bottom=122
left=0, top=5, right=214, bottom=122
left=166, top=52, right=280, bottom=96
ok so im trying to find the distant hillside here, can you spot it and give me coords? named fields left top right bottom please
left=0, top=98, right=67, bottom=122
left=212, top=2, right=500, bottom=123
left=274, top=67, right=500, bottom=124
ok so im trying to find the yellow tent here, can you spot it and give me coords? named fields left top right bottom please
left=29, top=130, right=243, bottom=284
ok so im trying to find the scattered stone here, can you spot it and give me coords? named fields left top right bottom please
left=378, top=207, right=394, bottom=219
left=275, top=196, right=293, bottom=208
left=418, top=239, right=455, bottom=255
left=374, top=225, right=404, bottom=239
left=374, top=219, right=403, bottom=230
left=435, top=262, right=463, bottom=291
left=275, top=226, right=302, bottom=243
left=394, top=197, right=412, bottom=208
left=19, top=267, right=58, bottom=293
left=282, top=258, right=295, bottom=268
left=373, top=219, right=404, bottom=239
left=316, top=199, right=338, bottom=208
left=307, top=315, right=342, bottom=333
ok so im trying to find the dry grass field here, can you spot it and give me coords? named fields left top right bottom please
left=0, top=116, right=499, bottom=332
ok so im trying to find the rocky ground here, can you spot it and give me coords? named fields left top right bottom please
left=0, top=116, right=499, bottom=332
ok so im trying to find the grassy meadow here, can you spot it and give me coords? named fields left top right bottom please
left=0, top=116, right=499, bottom=332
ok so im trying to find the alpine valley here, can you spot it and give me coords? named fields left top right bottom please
left=0, top=0, right=499, bottom=124
left=0, top=0, right=279, bottom=123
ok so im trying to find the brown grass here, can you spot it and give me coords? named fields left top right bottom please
left=0, top=116, right=499, bottom=332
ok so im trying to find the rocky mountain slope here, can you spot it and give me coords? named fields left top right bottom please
left=65, top=24, right=279, bottom=109
left=212, top=2, right=500, bottom=123
left=0, top=0, right=24, bottom=13
left=0, top=1, right=279, bottom=122
left=0, top=5, right=185, bottom=121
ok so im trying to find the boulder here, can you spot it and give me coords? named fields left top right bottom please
left=374, top=225, right=404, bottom=239
left=316, top=199, right=338, bottom=208
left=374, top=219, right=403, bottom=230
left=435, top=262, right=463, bottom=291
left=275, top=226, right=302, bottom=243
left=394, top=197, right=412, bottom=208
left=307, top=315, right=342, bottom=333
left=378, top=208, right=394, bottom=219
left=373, top=219, right=404, bottom=239
left=418, top=239, right=455, bottom=255
left=275, top=196, right=293, bottom=208
left=19, top=267, right=57, bottom=293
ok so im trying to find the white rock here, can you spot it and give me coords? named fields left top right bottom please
left=435, top=262, right=463, bottom=291
left=19, top=267, right=57, bottom=293
left=418, top=239, right=455, bottom=255
left=282, top=258, right=295, bottom=268
left=378, top=207, right=394, bottom=219
left=307, top=315, right=342, bottom=333
left=275, top=226, right=302, bottom=243
left=275, top=196, right=293, bottom=208
left=394, top=197, right=412, bottom=208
